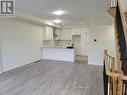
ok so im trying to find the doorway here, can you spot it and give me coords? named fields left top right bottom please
left=72, top=35, right=81, bottom=56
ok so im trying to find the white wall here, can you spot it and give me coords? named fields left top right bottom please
left=0, top=19, right=43, bottom=72
left=88, top=25, right=115, bottom=65
left=0, top=30, right=2, bottom=73
left=121, top=0, right=127, bottom=11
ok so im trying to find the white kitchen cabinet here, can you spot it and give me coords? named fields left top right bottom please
left=59, top=29, right=72, bottom=40
left=54, top=28, right=60, bottom=40
left=54, top=28, right=72, bottom=40
left=72, top=28, right=83, bottom=35
left=42, top=26, right=53, bottom=40
left=45, top=26, right=53, bottom=40
left=42, top=48, right=74, bottom=62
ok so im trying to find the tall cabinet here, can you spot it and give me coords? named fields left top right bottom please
left=42, top=26, right=54, bottom=47
left=45, top=26, right=53, bottom=40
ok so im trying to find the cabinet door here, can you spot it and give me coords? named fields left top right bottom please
left=42, top=27, right=46, bottom=40
left=54, top=29, right=60, bottom=40
left=59, top=29, right=72, bottom=40
left=46, top=26, right=53, bottom=40
left=72, top=28, right=82, bottom=35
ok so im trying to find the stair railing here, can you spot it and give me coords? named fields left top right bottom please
left=117, top=0, right=127, bottom=45
left=103, top=50, right=127, bottom=95
left=104, top=0, right=127, bottom=95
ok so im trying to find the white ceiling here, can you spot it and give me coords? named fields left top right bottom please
left=15, top=0, right=111, bottom=27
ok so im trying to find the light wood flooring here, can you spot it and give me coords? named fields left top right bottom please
left=0, top=57, right=103, bottom=95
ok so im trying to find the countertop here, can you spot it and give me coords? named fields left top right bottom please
left=41, top=47, right=74, bottom=49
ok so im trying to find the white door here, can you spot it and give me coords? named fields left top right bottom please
left=72, top=35, right=81, bottom=56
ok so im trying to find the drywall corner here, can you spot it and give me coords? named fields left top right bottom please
left=0, top=30, right=2, bottom=73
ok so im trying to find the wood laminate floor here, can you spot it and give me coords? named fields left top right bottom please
left=0, top=57, right=103, bottom=95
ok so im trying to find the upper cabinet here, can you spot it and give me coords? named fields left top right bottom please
left=54, top=28, right=60, bottom=40
left=46, top=26, right=53, bottom=40
left=54, top=28, right=72, bottom=40
left=72, top=28, right=83, bottom=35
left=61, top=29, right=72, bottom=40
left=43, top=26, right=53, bottom=40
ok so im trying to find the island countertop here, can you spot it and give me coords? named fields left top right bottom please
left=41, top=47, right=74, bottom=62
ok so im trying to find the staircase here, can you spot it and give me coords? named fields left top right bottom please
left=103, top=0, right=127, bottom=95
left=125, top=12, right=127, bottom=23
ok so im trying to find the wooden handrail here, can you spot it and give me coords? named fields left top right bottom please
left=104, top=50, right=127, bottom=81
left=117, top=0, right=127, bottom=46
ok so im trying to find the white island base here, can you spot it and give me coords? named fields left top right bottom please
left=42, top=48, right=74, bottom=62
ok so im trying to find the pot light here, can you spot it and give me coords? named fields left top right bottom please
left=53, top=10, right=65, bottom=16
left=80, top=21, right=84, bottom=24
left=53, top=19, right=62, bottom=23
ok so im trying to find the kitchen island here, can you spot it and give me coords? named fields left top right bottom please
left=41, top=48, right=74, bottom=62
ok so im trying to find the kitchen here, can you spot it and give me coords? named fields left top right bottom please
left=41, top=26, right=88, bottom=62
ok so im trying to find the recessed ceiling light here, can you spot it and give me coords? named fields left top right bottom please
left=53, top=10, right=65, bottom=16
left=80, top=21, right=84, bottom=24
left=53, top=19, right=62, bottom=23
